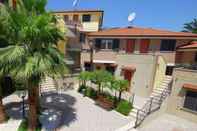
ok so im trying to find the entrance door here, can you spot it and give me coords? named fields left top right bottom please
left=124, top=69, right=135, bottom=91
left=126, top=39, right=135, bottom=53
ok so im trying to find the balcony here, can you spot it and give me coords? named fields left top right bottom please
left=65, top=20, right=83, bottom=30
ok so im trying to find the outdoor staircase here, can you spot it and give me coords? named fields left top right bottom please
left=129, top=75, right=173, bottom=127
left=150, top=75, right=172, bottom=99
left=40, top=77, right=57, bottom=94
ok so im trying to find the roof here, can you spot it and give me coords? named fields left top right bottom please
left=183, top=83, right=197, bottom=91
left=53, top=9, right=104, bottom=14
left=178, top=41, right=197, bottom=49
left=88, top=27, right=197, bottom=39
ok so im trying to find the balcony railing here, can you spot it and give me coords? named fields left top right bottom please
left=65, top=20, right=83, bottom=29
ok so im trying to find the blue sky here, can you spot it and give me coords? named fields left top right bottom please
left=47, top=0, right=197, bottom=31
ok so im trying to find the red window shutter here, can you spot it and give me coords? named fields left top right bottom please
left=140, top=39, right=150, bottom=53
left=126, top=39, right=135, bottom=53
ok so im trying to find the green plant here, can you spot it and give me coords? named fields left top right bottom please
left=85, top=88, right=97, bottom=99
left=78, top=85, right=87, bottom=93
left=117, top=80, right=129, bottom=101
left=18, top=119, right=41, bottom=131
left=78, top=71, right=92, bottom=86
left=91, top=70, right=112, bottom=94
left=183, top=18, right=197, bottom=33
left=115, top=100, right=133, bottom=116
left=0, top=0, right=68, bottom=129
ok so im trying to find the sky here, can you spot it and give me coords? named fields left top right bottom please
left=46, top=0, right=197, bottom=31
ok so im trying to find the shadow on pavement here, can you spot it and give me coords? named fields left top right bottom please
left=4, top=92, right=77, bottom=130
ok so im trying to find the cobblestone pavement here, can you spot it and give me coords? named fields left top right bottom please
left=139, top=114, right=197, bottom=131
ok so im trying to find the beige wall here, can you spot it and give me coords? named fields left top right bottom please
left=116, top=54, right=157, bottom=98
left=153, top=56, right=167, bottom=89
left=54, top=11, right=103, bottom=32
left=165, top=68, right=197, bottom=123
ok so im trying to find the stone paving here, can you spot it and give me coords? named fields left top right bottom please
left=139, top=114, right=197, bottom=131
left=41, top=90, right=134, bottom=131
left=0, top=90, right=134, bottom=131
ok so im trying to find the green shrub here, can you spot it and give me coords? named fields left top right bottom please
left=85, top=88, right=97, bottom=99
left=17, top=119, right=41, bottom=131
left=78, top=85, right=87, bottom=93
left=115, top=100, right=133, bottom=116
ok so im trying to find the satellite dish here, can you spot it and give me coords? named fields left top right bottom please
left=128, top=12, right=136, bottom=23
left=73, top=0, right=79, bottom=7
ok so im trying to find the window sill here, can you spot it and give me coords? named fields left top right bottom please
left=180, top=107, right=197, bottom=115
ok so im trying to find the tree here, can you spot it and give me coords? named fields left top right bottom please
left=0, top=0, right=68, bottom=130
left=183, top=18, right=197, bottom=33
left=78, top=71, right=91, bottom=86
left=116, top=80, right=129, bottom=101
left=91, top=70, right=112, bottom=94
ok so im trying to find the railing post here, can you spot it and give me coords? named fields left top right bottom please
left=135, top=110, right=139, bottom=128
left=159, top=92, right=163, bottom=105
left=148, top=97, right=153, bottom=114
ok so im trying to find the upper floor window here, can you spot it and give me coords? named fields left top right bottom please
left=95, top=39, right=119, bottom=50
left=64, top=15, right=69, bottom=22
left=73, top=15, right=79, bottom=22
left=82, top=14, right=91, bottom=22
left=184, top=91, right=197, bottom=112
left=160, top=40, right=176, bottom=51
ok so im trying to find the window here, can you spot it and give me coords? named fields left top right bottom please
left=64, top=15, right=69, bottom=22
left=95, top=39, right=119, bottom=50
left=195, top=52, right=197, bottom=62
left=79, top=33, right=86, bottom=43
left=84, top=63, right=91, bottom=71
left=82, top=14, right=91, bottom=22
left=184, top=91, right=197, bottom=112
left=73, top=15, right=79, bottom=22
left=160, top=40, right=176, bottom=51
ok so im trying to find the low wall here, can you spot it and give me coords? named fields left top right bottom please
left=165, top=68, right=197, bottom=123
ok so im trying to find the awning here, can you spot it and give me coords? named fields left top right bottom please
left=122, top=65, right=136, bottom=71
left=183, top=83, right=197, bottom=92
left=85, top=60, right=116, bottom=64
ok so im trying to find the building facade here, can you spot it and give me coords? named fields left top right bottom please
left=53, top=10, right=104, bottom=71
left=81, top=27, right=197, bottom=97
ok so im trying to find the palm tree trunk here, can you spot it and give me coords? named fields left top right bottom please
left=28, top=84, right=39, bottom=131
left=0, top=96, right=6, bottom=123
left=118, top=91, right=122, bottom=102
left=0, top=78, right=7, bottom=123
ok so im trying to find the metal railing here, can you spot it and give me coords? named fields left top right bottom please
left=134, top=80, right=172, bottom=128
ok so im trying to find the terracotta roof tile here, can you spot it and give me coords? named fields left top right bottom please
left=88, top=27, right=197, bottom=38
left=183, top=83, right=197, bottom=91
left=178, top=41, right=197, bottom=49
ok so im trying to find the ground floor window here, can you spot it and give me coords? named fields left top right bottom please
left=184, top=91, right=197, bottom=112
left=84, top=62, right=91, bottom=71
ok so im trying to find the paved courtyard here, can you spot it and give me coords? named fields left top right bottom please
left=41, top=90, right=133, bottom=131
left=1, top=90, right=134, bottom=131
left=139, top=114, right=197, bottom=131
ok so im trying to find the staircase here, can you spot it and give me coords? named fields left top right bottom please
left=150, top=75, right=172, bottom=99
left=130, top=75, right=172, bottom=128
left=40, top=77, right=57, bottom=94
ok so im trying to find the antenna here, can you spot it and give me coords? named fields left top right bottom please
left=73, top=0, right=80, bottom=8
left=128, top=12, right=136, bottom=25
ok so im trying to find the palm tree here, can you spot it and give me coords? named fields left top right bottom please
left=0, top=0, right=68, bottom=130
left=183, top=18, right=197, bottom=33
left=78, top=71, right=91, bottom=87
left=117, top=80, right=129, bottom=101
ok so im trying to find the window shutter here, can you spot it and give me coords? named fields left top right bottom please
left=95, top=39, right=101, bottom=49
left=113, top=39, right=120, bottom=50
